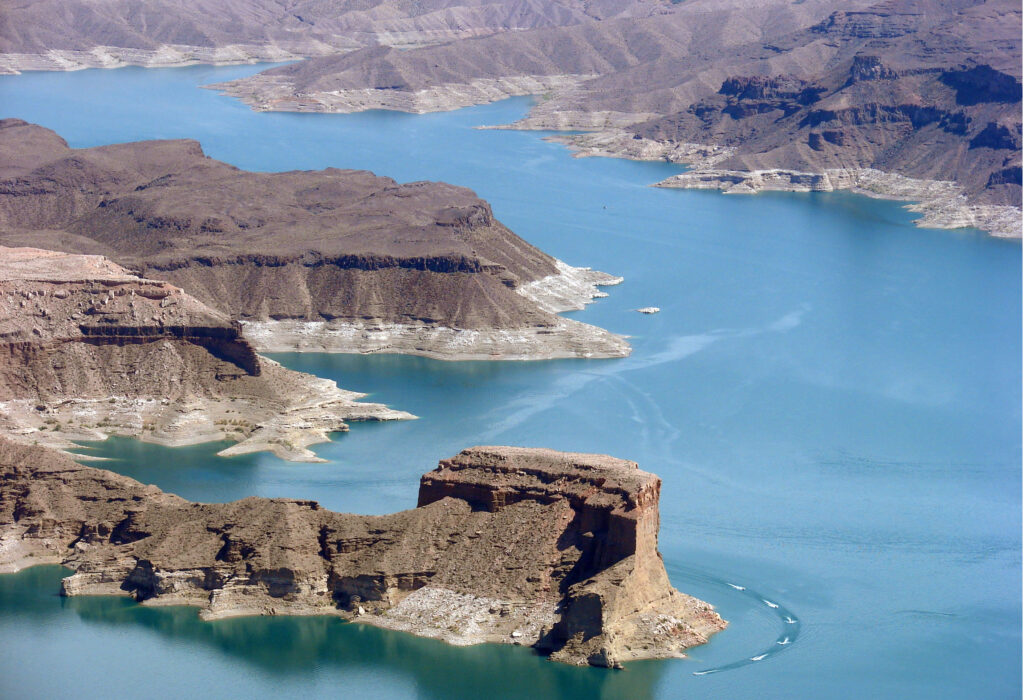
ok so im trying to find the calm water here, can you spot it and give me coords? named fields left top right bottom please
left=1, top=64, right=1020, bottom=699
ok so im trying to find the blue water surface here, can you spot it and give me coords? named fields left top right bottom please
left=0, top=64, right=1020, bottom=700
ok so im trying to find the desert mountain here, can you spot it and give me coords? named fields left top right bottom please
left=0, top=119, right=627, bottom=359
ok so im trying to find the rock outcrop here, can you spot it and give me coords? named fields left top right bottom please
left=0, top=440, right=726, bottom=667
left=0, top=247, right=412, bottom=461
left=0, top=120, right=627, bottom=359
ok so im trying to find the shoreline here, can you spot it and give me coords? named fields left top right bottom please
left=0, top=369, right=416, bottom=464
left=186, top=66, right=1024, bottom=240
left=241, top=261, right=630, bottom=360
left=241, top=317, right=630, bottom=361
left=0, top=44, right=329, bottom=75
left=205, top=73, right=593, bottom=114
left=547, top=130, right=1022, bottom=240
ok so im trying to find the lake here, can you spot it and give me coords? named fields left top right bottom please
left=0, top=63, right=1020, bottom=699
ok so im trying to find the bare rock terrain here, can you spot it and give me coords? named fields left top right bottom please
left=0, top=0, right=675, bottom=74
left=0, top=119, right=628, bottom=360
left=0, top=440, right=726, bottom=667
left=0, top=246, right=412, bottom=461
left=212, top=0, right=1021, bottom=237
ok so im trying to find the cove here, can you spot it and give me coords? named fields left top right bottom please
left=0, top=64, right=1021, bottom=699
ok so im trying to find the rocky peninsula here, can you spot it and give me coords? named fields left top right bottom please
left=0, top=246, right=412, bottom=461
left=0, top=119, right=628, bottom=360
left=0, top=440, right=726, bottom=667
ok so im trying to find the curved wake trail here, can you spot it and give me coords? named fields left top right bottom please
left=692, top=582, right=801, bottom=676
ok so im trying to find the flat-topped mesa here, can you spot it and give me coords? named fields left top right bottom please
left=417, top=447, right=718, bottom=666
left=0, top=247, right=411, bottom=461
left=0, top=120, right=628, bottom=360
left=0, top=441, right=725, bottom=668
left=0, top=247, right=262, bottom=379
left=419, top=446, right=659, bottom=568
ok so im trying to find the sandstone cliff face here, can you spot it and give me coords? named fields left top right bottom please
left=0, top=440, right=725, bottom=667
left=0, top=120, right=627, bottom=359
left=0, top=247, right=412, bottom=461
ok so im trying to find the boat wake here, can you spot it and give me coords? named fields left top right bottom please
left=681, top=571, right=802, bottom=677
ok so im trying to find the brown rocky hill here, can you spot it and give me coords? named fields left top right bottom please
left=0, top=0, right=676, bottom=73
left=213, top=0, right=1021, bottom=237
left=0, top=440, right=726, bottom=667
left=0, top=246, right=412, bottom=461
left=212, top=0, right=853, bottom=116
left=0, top=120, right=627, bottom=359
left=631, top=0, right=1022, bottom=209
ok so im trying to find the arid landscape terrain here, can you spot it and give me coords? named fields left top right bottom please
left=0, top=118, right=627, bottom=360
left=0, top=0, right=1019, bottom=696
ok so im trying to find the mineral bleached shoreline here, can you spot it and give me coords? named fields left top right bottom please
left=0, top=247, right=413, bottom=462
left=549, top=131, right=1022, bottom=240
left=242, top=261, right=628, bottom=359
left=242, top=317, right=629, bottom=360
left=208, top=73, right=595, bottom=114
left=0, top=441, right=727, bottom=667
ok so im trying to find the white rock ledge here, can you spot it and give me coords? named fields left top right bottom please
left=242, top=317, right=629, bottom=360
left=516, top=260, right=623, bottom=314
left=208, top=73, right=595, bottom=114
left=242, top=261, right=629, bottom=360
left=550, top=130, right=1021, bottom=240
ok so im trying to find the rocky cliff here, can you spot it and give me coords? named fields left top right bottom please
left=0, top=440, right=726, bottom=667
left=0, top=120, right=627, bottom=359
left=0, top=246, right=412, bottom=461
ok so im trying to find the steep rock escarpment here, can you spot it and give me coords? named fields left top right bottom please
left=0, top=441, right=726, bottom=667
left=0, top=247, right=412, bottom=461
left=0, top=120, right=627, bottom=359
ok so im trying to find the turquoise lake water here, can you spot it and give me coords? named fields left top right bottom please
left=0, top=64, right=1020, bottom=699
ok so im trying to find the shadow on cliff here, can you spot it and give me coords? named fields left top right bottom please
left=1, top=566, right=668, bottom=700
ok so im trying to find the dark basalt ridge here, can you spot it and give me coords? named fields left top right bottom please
left=0, top=440, right=726, bottom=668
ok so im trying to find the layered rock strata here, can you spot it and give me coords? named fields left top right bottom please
left=0, top=247, right=412, bottom=461
left=0, top=440, right=726, bottom=667
left=0, top=0, right=674, bottom=75
left=0, top=120, right=627, bottom=359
